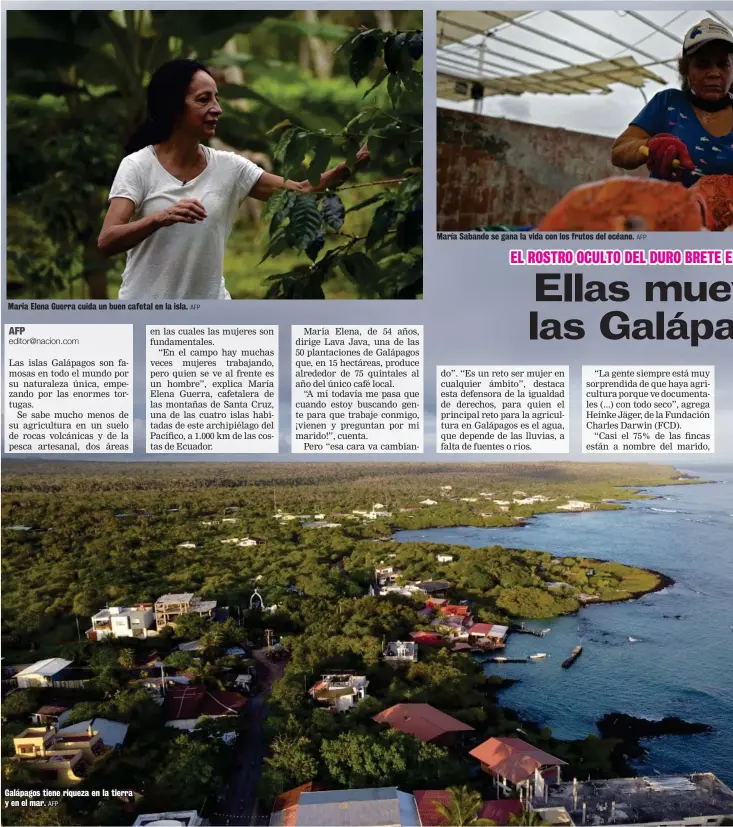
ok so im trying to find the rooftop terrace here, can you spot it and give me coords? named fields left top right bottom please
left=539, top=774, right=733, bottom=825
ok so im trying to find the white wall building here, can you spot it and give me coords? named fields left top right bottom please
left=87, top=605, right=155, bottom=641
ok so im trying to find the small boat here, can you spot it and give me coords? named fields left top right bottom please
left=562, top=645, right=583, bottom=669
left=492, top=656, right=509, bottom=662
left=628, top=637, right=640, bottom=643
left=529, top=653, right=547, bottom=660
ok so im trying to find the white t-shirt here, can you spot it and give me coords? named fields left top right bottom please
left=109, top=145, right=264, bottom=300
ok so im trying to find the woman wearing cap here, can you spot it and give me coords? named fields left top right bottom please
left=611, top=18, right=733, bottom=186
left=98, top=59, right=368, bottom=300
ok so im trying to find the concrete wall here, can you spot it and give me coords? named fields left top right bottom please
left=437, top=108, right=646, bottom=230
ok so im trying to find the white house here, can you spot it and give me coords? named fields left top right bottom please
left=383, top=641, right=418, bottom=664
left=238, top=538, right=258, bottom=547
left=309, top=674, right=369, bottom=712
left=420, top=499, right=438, bottom=505
left=15, top=659, right=72, bottom=688
left=57, top=718, right=129, bottom=750
left=177, top=542, right=196, bottom=549
left=437, top=554, right=454, bottom=563
left=440, top=486, right=452, bottom=491
left=87, top=605, right=155, bottom=641
left=460, top=498, right=478, bottom=502
left=556, top=500, right=592, bottom=511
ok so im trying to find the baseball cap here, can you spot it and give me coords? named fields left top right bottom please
left=683, top=18, right=733, bottom=55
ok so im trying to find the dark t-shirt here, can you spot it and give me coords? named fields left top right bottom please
left=631, top=88, right=733, bottom=187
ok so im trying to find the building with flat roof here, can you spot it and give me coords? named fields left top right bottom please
left=87, top=604, right=155, bottom=641
left=308, top=673, right=369, bottom=713
left=535, top=773, right=733, bottom=826
left=13, top=724, right=105, bottom=786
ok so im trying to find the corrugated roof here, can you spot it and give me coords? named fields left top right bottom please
left=469, top=737, right=567, bottom=785
left=296, top=788, right=419, bottom=827
left=413, top=790, right=452, bottom=827
left=373, top=704, right=474, bottom=743
left=15, top=658, right=72, bottom=678
left=436, top=10, right=717, bottom=101
left=35, top=705, right=69, bottom=716
left=163, top=685, right=246, bottom=721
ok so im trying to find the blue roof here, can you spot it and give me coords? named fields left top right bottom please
left=296, top=788, right=419, bottom=827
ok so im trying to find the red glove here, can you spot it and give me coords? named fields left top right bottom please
left=646, top=134, right=695, bottom=181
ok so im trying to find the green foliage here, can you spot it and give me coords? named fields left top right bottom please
left=1, top=689, right=41, bottom=722
left=62, top=687, right=163, bottom=729
left=6, top=10, right=420, bottom=299
left=152, top=733, right=229, bottom=810
left=496, top=587, right=580, bottom=619
left=320, top=729, right=462, bottom=789
left=262, top=25, right=423, bottom=300
left=264, top=733, right=320, bottom=786
left=435, top=786, right=496, bottom=827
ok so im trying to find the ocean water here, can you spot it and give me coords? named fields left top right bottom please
left=393, top=469, right=733, bottom=785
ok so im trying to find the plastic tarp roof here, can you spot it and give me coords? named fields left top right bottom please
left=437, top=10, right=732, bottom=100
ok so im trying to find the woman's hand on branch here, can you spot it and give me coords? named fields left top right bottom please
left=155, top=199, right=207, bottom=227
left=308, top=145, right=371, bottom=193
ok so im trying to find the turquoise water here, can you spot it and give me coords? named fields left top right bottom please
left=393, top=470, right=733, bottom=784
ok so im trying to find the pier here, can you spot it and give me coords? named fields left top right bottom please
left=510, top=623, right=550, bottom=638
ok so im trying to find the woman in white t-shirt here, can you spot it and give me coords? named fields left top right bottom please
left=99, top=59, right=367, bottom=300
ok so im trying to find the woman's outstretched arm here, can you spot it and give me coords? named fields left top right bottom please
left=98, top=197, right=208, bottom=257
left=250, top=147, right=370, bottom=202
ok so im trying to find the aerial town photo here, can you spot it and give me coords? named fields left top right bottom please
left=1, top=461, right=732, bottom=827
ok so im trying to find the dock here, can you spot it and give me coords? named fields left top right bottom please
left=562, top=645, right=583, bottom=669
left=510, top=623, right=550, bottom=638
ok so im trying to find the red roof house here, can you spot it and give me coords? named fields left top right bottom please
left=373, top=703, right=474, bottom=746
left=163, top=685, right=246, bottom=730
left=413, top=790, right=453, bottom=826
left=410, top=631, right=445, bottom=646
left=469, top=737, right=566, bottom=788
left=439, top=604, right=470, bottom=617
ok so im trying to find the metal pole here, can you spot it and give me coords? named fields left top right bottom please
left=474, top=37, right=486, bottom=115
